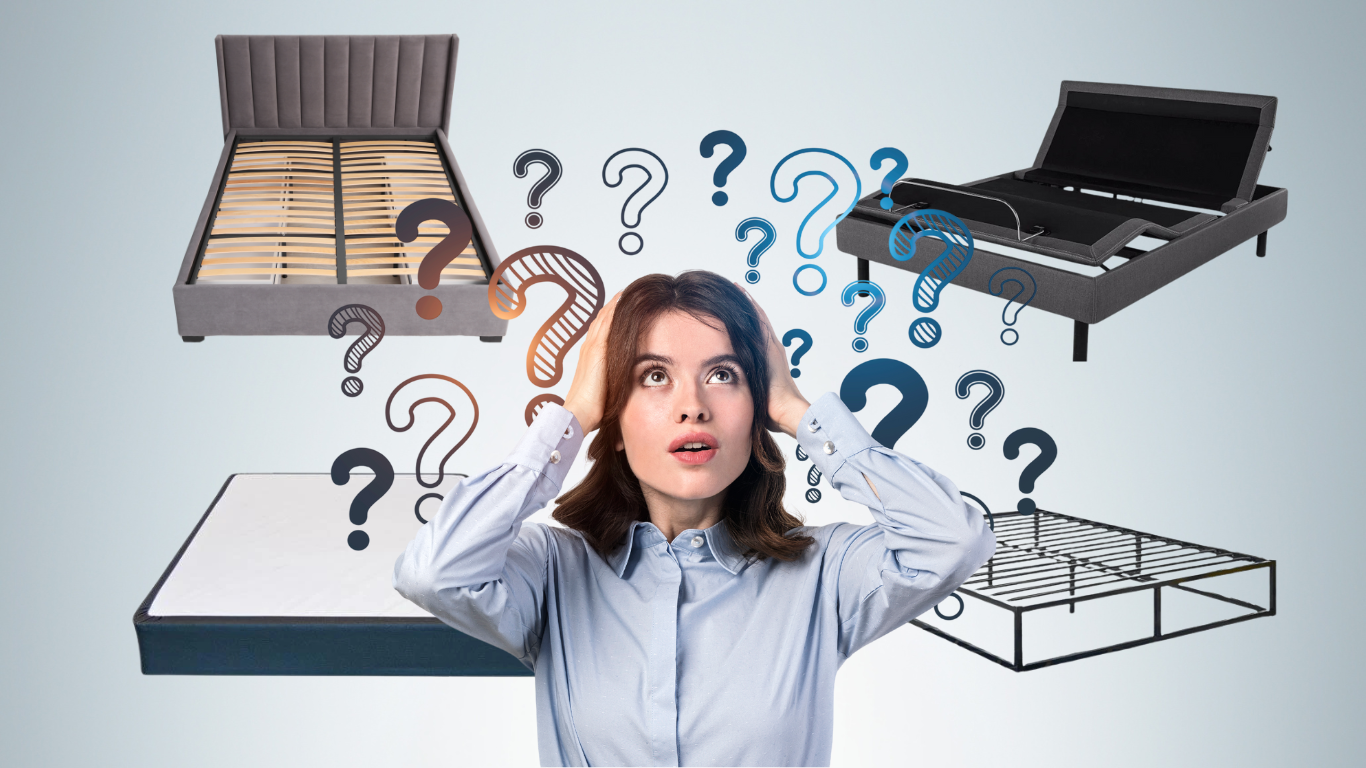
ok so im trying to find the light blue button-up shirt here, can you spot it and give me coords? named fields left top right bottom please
left=394, top=391, right=996, bottom=766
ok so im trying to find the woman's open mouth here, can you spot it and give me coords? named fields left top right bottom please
left=669, top=433, right=718, bottom=465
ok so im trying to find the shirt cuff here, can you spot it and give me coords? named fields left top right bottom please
left=505, top=402, right=585, bottom=490
left=794, top=391, right=883, bottom=483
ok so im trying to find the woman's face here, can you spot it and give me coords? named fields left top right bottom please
left=616, top=310, right=755, bottom=505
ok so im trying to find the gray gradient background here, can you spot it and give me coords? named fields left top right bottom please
left=2, top=0, right=1361, bottom=765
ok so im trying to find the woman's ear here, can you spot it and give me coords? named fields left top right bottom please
left=615, top=438, right=625, bottom=451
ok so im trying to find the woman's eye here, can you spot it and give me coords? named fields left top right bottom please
left=708, top=367, right=736, bottom=384
left=643, top=369, right=669, bottom=386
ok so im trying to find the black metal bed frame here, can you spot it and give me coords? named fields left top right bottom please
left=913, top=505, right=1276, bottom=671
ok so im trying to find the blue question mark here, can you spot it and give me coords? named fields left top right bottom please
left=989, top=267, right=1038, bottom=346
left=736, top=217, right=776, bottom=284
left=700, top=130, right=747, bottom=206
left=782, top=329, right=813, bottom=377
left=839, top=358, right=930, bottom=450
left=841, top=280, right=885, bottom=353
left=771, top=148, right=862, bottom=295
left=889, top=209, right=975, bottom=348
left=870, top=147, right=909, bottom=211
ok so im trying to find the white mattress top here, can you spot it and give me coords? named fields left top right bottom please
left=148, top=473, right=452, bottom=618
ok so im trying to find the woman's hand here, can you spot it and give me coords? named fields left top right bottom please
left=562, top=292, right=621, bottom=434
left=738, top=284, right=811, bottom=438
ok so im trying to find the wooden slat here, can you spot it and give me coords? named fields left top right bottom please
left=227, top=171, right=335, bottom=181
left=221, top=193, right=335, bottom=203
left=197, top=267, right=337, bottom=276
left=217, top=201, right=335, bottom=211
left=208, top=226, right=335, bottom=234
left=341, top=172, right=447, bottom=182
left=344, top=250, right=483, bottom=258
left=206, top=245, right=336, bottom=255
left=344, top=255, right=483, bottom=265
left=341, top=194, right=456, bottom=204
left=203, top=255, right=336, bottom=265
left=341, top=160, right=443, bottom=169
left=212, top=211, right=334, bottom=221
left=345, top=267, right=484, bottom=277
left=238, top=140, right=333, bottom=149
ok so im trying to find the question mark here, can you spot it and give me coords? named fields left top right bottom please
left=782, top=329, right=813, bottom=377
left=889, top=209, right=975, bottom=349
left=602, top=148, right=668, bottom=255
left=989, top=267, right=1038, bottom=346
left=396, top=198, right=474, bottom=320
left=488, top=246, right=606, bottom=411
left=955, top=370, right=1004, bottom=450
left=386, top=374, right=480, bottom=489
left=840, top=281, right=886, bottom=353
left=513, top=149, right=563, bottom=229
left=700, top=130, right=747, bottom=206
left=327, top=304, right=384, bottom=397
left=839, top=358, right=929, bottom=450
left=330, top=447, right=394, bottom=551
left=870, top=147, right=909, bottom=211
left=770, top=148, right=862, bottom=264
left=1003, top=427, right=1057, bottom=515
left=793, top=444, right=821, bottom=502
left=736, top=217, right=776, bottom=284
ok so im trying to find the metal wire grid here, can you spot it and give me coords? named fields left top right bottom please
left=912, top=507, right=1276, bottom=671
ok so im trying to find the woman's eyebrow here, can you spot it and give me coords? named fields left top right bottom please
left=632, top=353, right=740, bottom=368
left=633, top=352, right=743, bottom=366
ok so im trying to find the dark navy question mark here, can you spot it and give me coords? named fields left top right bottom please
left=840, top=280, right=886, bottom=353
left=955, top=370, right=1004, bottom=450
left=602, top=148, right=669, bottom=255
left=839, top=358, right=929, bottom=450
left=1003, top=428, right=1057, bottom=515
left=513, top=149, right=562, bottom=229
left=700, top=130, right=746, bottom=206
left=396, top=198, right=474, bottom=320
left=736, top=217, right=776, bottom=284
left=330, top=447, right=395, bottom=551
left=989, top=267, right=1038, bottom=345
left=870, top=147, right=909, bottom=211
left=782, top=329, right=813, bottom=377
left=327, top=304, right=384, bottom=397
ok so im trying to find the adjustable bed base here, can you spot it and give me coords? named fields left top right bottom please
left=836, top=81, right=1287, bottom=360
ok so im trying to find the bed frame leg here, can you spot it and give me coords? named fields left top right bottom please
left=479, top=336, right=502, bottom=343
left=856, top=258, right=870, bottom=296
left=181, top=336, right=204, bottom=343
left=1256, top=230, right=1267, bottom=257
left=1073, top=322, right=1088, bottom=362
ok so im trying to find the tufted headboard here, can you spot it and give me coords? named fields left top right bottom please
left=215, top=35, right=458, bottom=137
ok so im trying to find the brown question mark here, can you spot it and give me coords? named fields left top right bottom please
left=396, top=198, right=473, bottom=320
left=385, top=374, right=480, bottom=489
left=488, top=247, right=605, bottom=419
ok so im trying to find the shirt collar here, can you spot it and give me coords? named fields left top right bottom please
left=606, top=518, right=751, bottom=578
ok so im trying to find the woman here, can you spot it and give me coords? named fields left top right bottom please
left=393, top=270, right=995, bottom=767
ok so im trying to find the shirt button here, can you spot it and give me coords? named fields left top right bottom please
left=823, top=441, right=835, bottom=455
left=549, top=450, right=561, bottom=464
left=690, top=536, right=704, bottom=548
left=808, top=420, right=820, bottom=433
left=563, top=425, right=573, bottom=439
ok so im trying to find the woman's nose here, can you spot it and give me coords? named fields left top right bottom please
left=673, top=379, right=709, bottom=423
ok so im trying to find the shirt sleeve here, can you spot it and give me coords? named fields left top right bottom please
left=392, top=403, right=585, bottom=668
left=796, top=391, right=997, bottom=658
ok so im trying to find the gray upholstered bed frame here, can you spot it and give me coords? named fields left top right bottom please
left=172, top=35, right=507, bottom=341
left=836, top=81, right=1288, bottom=360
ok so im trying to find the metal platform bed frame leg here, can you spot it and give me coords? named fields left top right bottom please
left=1257, top=230, right=1268, bottom=257
left=1073, top=322, right=1087, bottom=362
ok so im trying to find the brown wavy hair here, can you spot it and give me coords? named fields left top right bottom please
left=552, top=270, right=814, bottom=563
